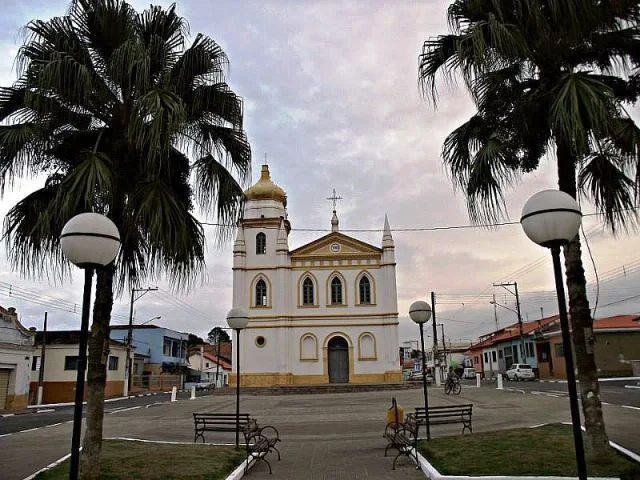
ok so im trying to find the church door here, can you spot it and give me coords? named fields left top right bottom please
left=328, top=336, right=349, bottom=384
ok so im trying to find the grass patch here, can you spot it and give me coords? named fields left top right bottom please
left=34, top=440, right=245, bottom=480
left=418, top=424, right=640, bottom=478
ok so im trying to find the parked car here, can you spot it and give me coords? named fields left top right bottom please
left=505, top=363, right=535, bottom=381
left=462, top=367, right=476, bottom=379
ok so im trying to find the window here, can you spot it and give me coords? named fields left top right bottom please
left=205, top=362, right=210, bottom=368
left=331, top=277, right=343, bottom=304
left=31, top=356, right=40, bottom=371
left=359, top=276, right=371, bottom=304
left=484, top=352, right=489, bottom=363
left=163, top=339, right=171, bottom=356
left=64, top=356, right=79, bottom=370
left=302, top=277, right=314, bottom=305
left=504, top=346, right=512, bottom=356
left=555, top=343, right=564, bottom=357
left=256, top=232, right=266, bottom=255
left=492, top=351, right=497, bottom=362
left=498, top=350, right=503, bottom=359
left=255, top=279, right=267, bottom=306
left=474, top=356, right=479, bottom=364
left=108, top=356, right=119, bottom=371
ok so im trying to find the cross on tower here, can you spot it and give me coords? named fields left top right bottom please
left=326, top=188, right=343, bottom=212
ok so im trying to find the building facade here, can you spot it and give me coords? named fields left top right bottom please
left=0, top=306, right=34, bottom=410
left=110, top=325, right=189, bottom=375
left=231, top=165, right=402, bottom=386
left=30, top=331, right=127, bottom=404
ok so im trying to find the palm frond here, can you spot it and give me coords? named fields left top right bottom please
left=579, top=149, right=637, bottom=232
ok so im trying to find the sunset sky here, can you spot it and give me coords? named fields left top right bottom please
left=1, top=0, right=639, bottom=348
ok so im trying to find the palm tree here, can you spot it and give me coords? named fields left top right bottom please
left=419, top=0, right=640, bottom=458
left=0, top=1, right=250, bottom=477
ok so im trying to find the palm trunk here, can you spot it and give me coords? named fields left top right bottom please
left=80, top=265, right=115, bottom=479
left=557, top=140, right=610, bottom=458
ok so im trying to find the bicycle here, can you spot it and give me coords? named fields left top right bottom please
left=444, top=376, right=461, bottom=395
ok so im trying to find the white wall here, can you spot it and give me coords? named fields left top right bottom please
left=0, top=346, right=32, bottom=402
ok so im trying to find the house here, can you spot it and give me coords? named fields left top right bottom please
left=187, top=349, right=232, bottom=387
left=537, top=315, right=640, bottom=379
left=465, top=315, right=559, bottom=378
left=29, top=331, right=127, bottom=404
left=110, top=325, right=189, bottom=375
left=0, top=306, right=34, bottom=411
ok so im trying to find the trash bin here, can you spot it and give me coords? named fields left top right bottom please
left=386, top=397, right=404, bottom=428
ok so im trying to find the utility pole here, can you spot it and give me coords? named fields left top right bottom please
left=438, top=323, right=447, bottom=370
left=124, top=287, right=158, bottom=396
left=431, top=292, right=439, bottom=384
left=214, top=330, right=221, bottom=388
left=493, top=282, right=525, bottom=362
left=492, top=294, right=498, bottom=332
left=540, top=307, right=544, bottom=319
left=37, top=312, right=47, bottom=405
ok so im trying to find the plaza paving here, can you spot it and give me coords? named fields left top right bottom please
left=0, top=384, right=638, bottom=479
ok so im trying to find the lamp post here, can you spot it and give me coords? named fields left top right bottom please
left=60, top=213, right=120, bottom=480
left=521, top=189, right=586, bottom=480
left=409, top=300, right=432, bottom=440
left=226, top=307, right=249, bottom=447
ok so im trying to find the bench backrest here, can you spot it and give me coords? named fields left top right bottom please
left=193, top=413, right=251, bottom=426
left=414, top=404, right=472, bottom=419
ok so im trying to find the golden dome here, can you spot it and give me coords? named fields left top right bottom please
left=244, top=164, right=286, bottom=204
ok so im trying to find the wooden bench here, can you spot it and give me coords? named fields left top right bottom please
left=192, top=412, right=251, bottom=443
left=242, top=418, right=281, bottom=474
left=383, top=413, right=419, bottom=470
left=414, top=404, right=473, bottom=438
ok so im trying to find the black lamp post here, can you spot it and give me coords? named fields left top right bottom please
left=60, top=213, right=121, bottom=480
left=521, top=189, right=586, bottom=480
left=409, top=300, right=432, bottom=440
left=226, top=307, right=249, bottom=447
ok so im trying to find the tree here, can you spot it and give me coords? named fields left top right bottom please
left=208, top=325, right=230, bottom=344
left=188, top=333, right=206, bottom=347
left=0, top=1, right=250, bottom=477
left=419, top=0, right=640, bottom=458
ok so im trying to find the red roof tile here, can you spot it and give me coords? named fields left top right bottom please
left=594, top=315, right=640, bottom=330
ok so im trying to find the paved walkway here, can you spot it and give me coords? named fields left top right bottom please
left=1, top=384, right=638, bottom=479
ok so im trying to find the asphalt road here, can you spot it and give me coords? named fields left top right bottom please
left=490, top=378, right=640, bottom=408
left=0, top=389, right=216, bottom=435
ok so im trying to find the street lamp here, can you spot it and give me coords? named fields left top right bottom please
left=226, top=307, right=249, bottom=447
left=521, top=189, right=586, bottom=480
left=409, top=300, right=432, bottom=440
left=60, top=213, right=120, bottom=480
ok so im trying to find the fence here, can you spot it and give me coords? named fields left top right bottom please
left=131, top=374, right=182, bottom=392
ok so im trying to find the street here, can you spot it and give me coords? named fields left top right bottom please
left=0, top=390, right=215, bottom=436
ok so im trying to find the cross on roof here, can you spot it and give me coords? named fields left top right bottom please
left=326, top=188, right=343, bottom=212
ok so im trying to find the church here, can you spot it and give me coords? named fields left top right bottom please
left=231, top=164, right=402, bottom=386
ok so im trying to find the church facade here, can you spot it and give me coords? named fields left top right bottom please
left=231, top=165, right=402, bottom=386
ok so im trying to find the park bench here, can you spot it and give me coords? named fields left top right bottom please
left=242, top=418, right=282, bottom=474
left=192, top=412, right=251, bottom=443
left=383, top=413, right=419, bottom=469
left=414, top=404, right=473, bottom=438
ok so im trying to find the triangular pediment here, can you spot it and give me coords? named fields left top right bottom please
left=290, top=232, right=382, bottom=259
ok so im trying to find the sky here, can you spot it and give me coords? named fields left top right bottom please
left=0, top=0, right=639, bottom=349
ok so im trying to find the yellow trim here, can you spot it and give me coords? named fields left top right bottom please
left=250, top=273, right=272, bottom=308
left=326, top=271, right=347, bottom=306
left=248, top=312, right=399, bottom=320
left=299, top=333, right=319, bottom=361
left=290, top=231, right=382, bottom=256
left=297, top=271, right=318, bottom=307
left=246, top=323, right=399, bottom=329
left=354, top=270, right=376, bottom=305
left=231, top=370, right=404, bottom=386
left=357, top=331, right=377, bottom=360
left=292, top=262, right=380, bottom=270
left=234, top=266, right=292, bottom=272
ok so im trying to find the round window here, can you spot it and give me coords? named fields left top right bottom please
left=255, top=336, right=266, bottom=347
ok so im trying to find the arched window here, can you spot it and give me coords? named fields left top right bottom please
left=302, top=277, right=314, bottom=305
left=331, top=277, right=343, bottom=305
left=359, top=276, right=371, bottom=304
left=256, top=232, right=266, bottom=255
left=255, top=279, right=267, bottom=306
